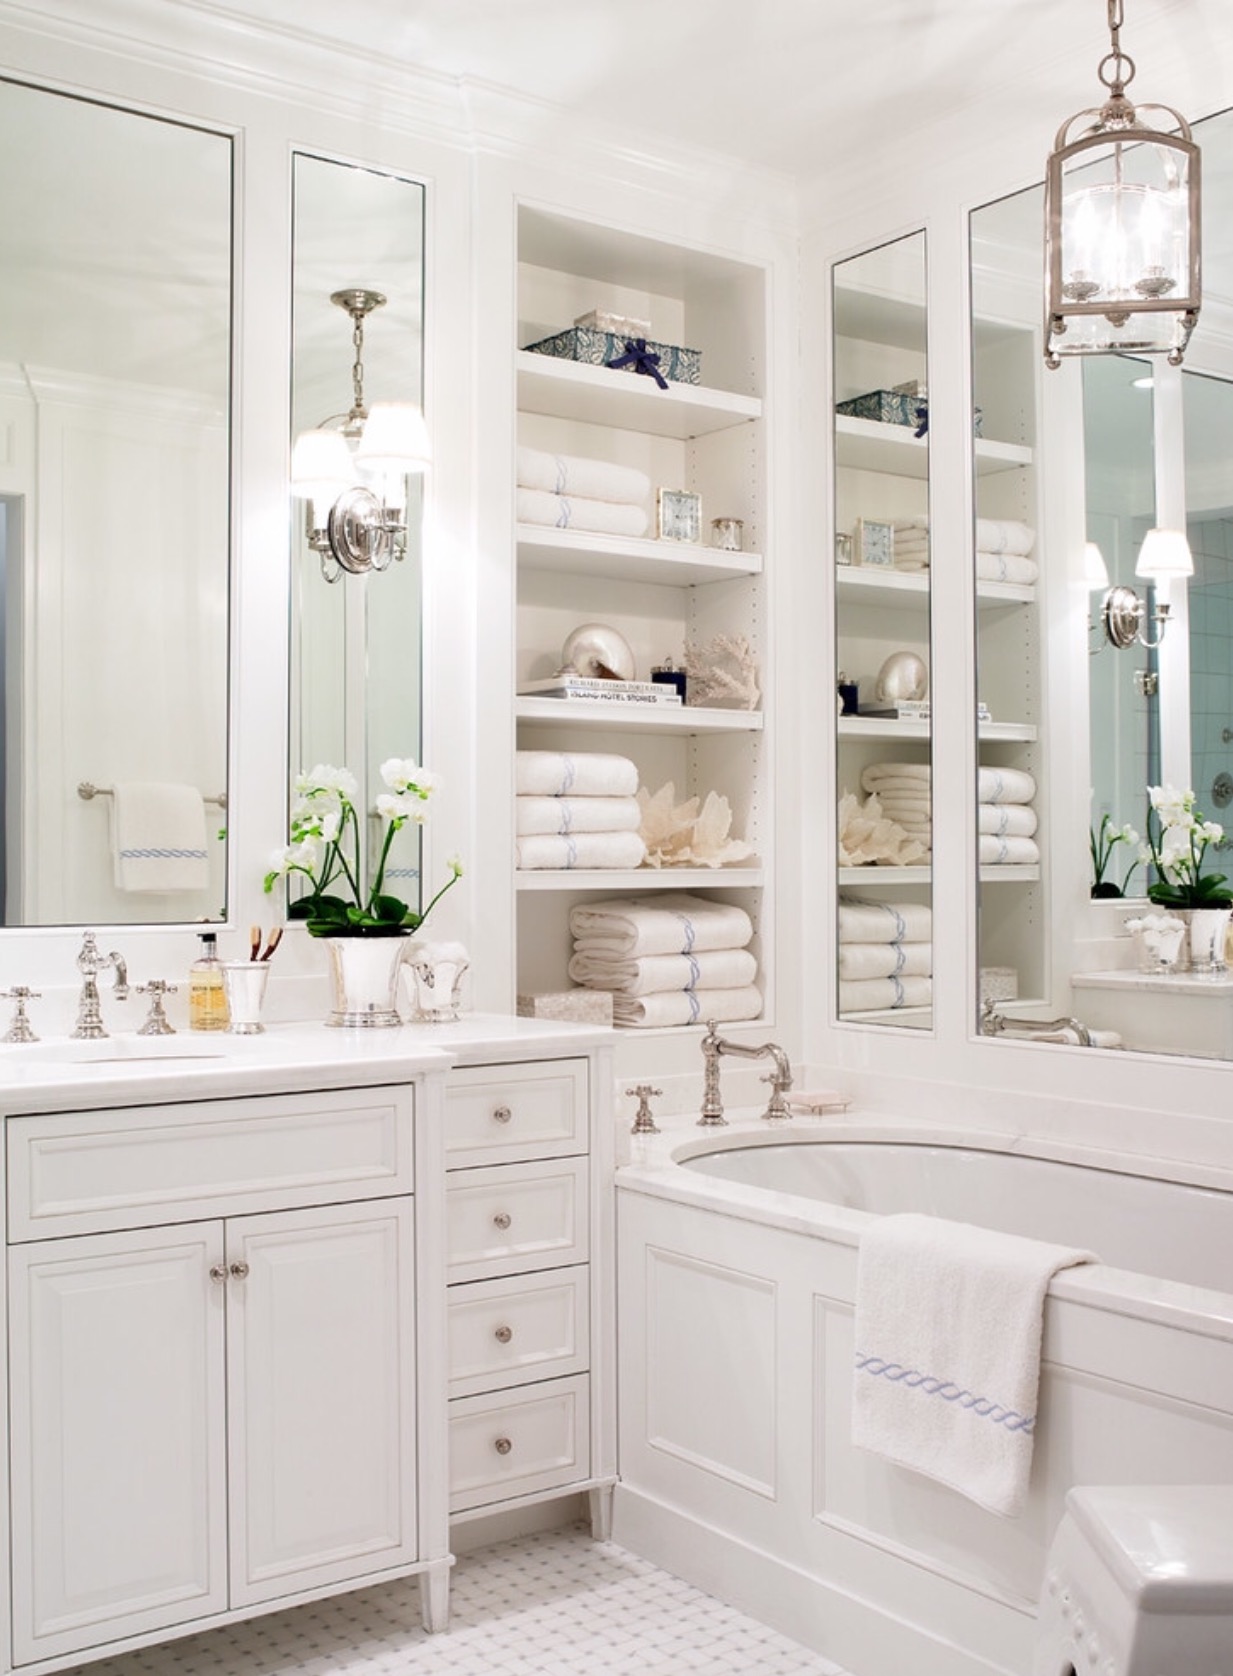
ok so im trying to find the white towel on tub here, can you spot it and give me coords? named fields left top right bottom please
left=110, top=781, right=210, bottom=893
left=852, top=1213, right=1095, bottom=1517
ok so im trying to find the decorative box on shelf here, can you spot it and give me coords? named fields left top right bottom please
left=836, top=386, right=983, bottom=436
left=575, top=307, right=651, bottom=337
left=522, top=325, right=701, bottom=387
left=517, top=989, right=614, bottom=1025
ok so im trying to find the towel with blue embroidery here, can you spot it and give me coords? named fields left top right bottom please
left=852, top=1213, right=1095, bottom=1516
left=110, top=781, right=210, bottom=894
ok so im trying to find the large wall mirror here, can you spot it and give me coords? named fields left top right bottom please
left=0, top=79, right=232, bottom=926
left=832, top=234, right=933, bottom=1031
left=290, top=153, right=425, bottom=898
left=970, top=103, right=1233, bottom=1063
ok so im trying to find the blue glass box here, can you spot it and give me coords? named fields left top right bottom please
left=523, top=325, right=702, bottom=387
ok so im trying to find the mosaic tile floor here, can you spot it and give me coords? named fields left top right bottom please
left=65, top=1524, right=848, bottom=1676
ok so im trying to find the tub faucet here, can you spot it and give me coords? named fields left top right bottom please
left=699, top=1019, right=793, bottom=1126
left=979, top=999, right=1093, bottom=1047
left=72, top=931, right=129, bottom=1039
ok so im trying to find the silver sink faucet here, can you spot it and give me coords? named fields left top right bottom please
left=699, top=1019, right=793, bottom=1126
left=72, top=931, right=129, bottom=1039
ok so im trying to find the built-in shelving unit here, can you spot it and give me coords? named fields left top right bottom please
left=835, top=413, right=1032, bottom=478
left=514, top=205, right=770, bottom=1029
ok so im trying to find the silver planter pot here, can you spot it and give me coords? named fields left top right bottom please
left=322, top=935, right=407, bottom=1028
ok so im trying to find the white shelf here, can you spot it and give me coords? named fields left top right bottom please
left=840, top=1005, right=933, bottom=1027
left=980, top=721, right=1038, bottom=743
left=517, top=525, right=762, bottom=587
left=517, top=351, right=761, bottom=439
left=839, top=865, right=1041, bottom=885
left=979, top=865, right=1041, bottom=882
left=835, top=414, right=1032, bottom=479
left=836, top=567, right=1034, bottom=610
left=836, top=718, right=1036, bottom=742
left=516, top=866, right=765, bottom=892
left=516, top=697, right=763, bottom=735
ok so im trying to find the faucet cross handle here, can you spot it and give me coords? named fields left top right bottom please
left=625, top=1083, right=663, bottom=1136
left=0, top=986, right=41, bottom=1044
left=759, top=1070, right=793, bottom=1121
left=136, top=981, right=178, bottom=1037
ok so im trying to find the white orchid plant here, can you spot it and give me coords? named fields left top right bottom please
left=265, top=758, right=462, bottom=937
left=1143, top=784, right=1230, bottom=911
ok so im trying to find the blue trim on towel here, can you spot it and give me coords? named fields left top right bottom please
left=672, top=912, right=697, bottom=953
left=120, top=847, right=208, bottom=860
left=686, top=990, right=701, bottom=1024
left=563, top=835, right=578, bottom=869
left=854, top=1351, right=1035, bottom=1433
left=684, top=954, right=701, bottom=990
left=556, top=756, right=577, bottom=795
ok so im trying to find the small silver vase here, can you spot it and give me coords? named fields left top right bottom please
left=322, top=935, right=406, bottom=1028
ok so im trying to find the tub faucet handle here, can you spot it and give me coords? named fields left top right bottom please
left=626, top=1083, right=663, bottom=1136
left=760, top=1069, right=793, bottom=1122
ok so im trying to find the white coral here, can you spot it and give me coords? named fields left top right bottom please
left=637, top=781, right=756, bottom=868
left=681, top=634, right=760, bottom=709
left=837, top=790, right=927, bottom=868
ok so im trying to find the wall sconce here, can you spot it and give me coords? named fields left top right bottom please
left=1045, top=0, right=1201, bottom=368
left=1098, top=526, right=1192, bottom=648
left=290, top=288, right=430, bottom=583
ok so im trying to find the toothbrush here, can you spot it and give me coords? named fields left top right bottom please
left=260, top=927, right=283, bottom=962
left=250, top=925, right=262, bottom=962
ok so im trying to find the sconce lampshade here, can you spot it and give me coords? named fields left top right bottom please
left=290, top=427, right=356, bottom=499
left=1135, top=526, right=1193, bottom=579
left=1083, top=541, right=1111, bottom=589
left=356, top=402, right=431, bottom=472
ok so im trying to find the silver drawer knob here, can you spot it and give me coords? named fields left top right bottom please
left=209, top=1263, right=228, bottom=1283
left=494, top=1435, right=513, bottom=1456
left=492, top=1103, right=513, bottom=1124
left=494, top=1324, right=513, bottom=1344
left=229, top=1261, right=250, bottom=1280
left=492, top=1211, right=512, bottom=1231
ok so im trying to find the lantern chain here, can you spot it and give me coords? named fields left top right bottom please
left=1099, top=0, right=1135, bottom=98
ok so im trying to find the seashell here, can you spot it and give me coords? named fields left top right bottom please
left=561, top=622, right=636, bottom=683
left=875, top=650, right=928, bottom=704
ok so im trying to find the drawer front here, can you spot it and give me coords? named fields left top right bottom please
left=7, top=1086, right=414, bottom=1240
left=448, top=1266, right=589, bottom=1398
left=445, top=1158, right=588, bottom=1283
left=449, top=1375, right=590, bottom=1512
left=445, top=1059, right=587, bottom=1168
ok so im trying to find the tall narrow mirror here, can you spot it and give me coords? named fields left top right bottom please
left=833, top=233, right=933, bottom=1029
left=290, top=155, right=425, bottom=896
left=0, top=79, right=232, bottom=926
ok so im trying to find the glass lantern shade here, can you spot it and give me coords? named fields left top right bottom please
left=1046, top=116, right=1200, bottom=366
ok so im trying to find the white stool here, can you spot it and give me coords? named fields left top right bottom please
left=1034, top=1485, right=1233, bottom=1676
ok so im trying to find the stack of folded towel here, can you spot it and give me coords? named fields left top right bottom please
left=892, top=518, right=929, bottom=572
left=978, top=766, right=1039, bottom=866
left=568, top=892, right=761, bottom=1028
left=860, top=762, right=932, bottom=856
left=975, top=518, right=1038, bottom=586
left=516, top=751, right=647, bottom=871
left=516, top=445, right=651, bottom=538
left=838, top=897, right=932, bottom=1015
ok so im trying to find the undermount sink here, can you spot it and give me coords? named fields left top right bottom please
left=1, top=1035, right=229, bottom=1065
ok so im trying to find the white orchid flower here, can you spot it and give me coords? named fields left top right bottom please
left=376, top=790, right=429, bottom=825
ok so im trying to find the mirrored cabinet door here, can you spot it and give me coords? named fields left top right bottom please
left=832, top=233, right=933, bottom=1030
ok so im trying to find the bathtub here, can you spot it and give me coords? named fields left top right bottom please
left=613, top=1118, right=1233, bottom=1676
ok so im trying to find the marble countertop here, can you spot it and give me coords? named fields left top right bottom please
left=0, top=1013, right=614, bottom=1114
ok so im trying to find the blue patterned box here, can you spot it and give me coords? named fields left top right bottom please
left=523, top=325, right=701, bottom=387
left=835, top=388, right=924, bottom=427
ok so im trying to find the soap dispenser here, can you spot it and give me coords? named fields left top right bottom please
left=188, top=932, right=228, bottom=1032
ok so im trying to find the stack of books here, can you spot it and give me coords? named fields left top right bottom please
left=518, top=675, right=682, bottom=708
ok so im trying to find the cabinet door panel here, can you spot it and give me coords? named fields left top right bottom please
left=9, top=1223, right=227, bottom=1664
left=227, top=1198, right=416, bottom=1606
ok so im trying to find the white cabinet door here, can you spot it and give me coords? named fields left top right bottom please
left=226, top=1197, right=417, bottom=1607
left=8, top=1222, right=228, bottom=1665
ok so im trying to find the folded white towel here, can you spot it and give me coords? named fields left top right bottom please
left=516, top=831, right=646, bottom=871
left=568, top=946, right=758, bottom=996
left=515, top=795, right=642, bottom=836
left=569, top=893, right=753, bottom=958
left=516, top=751, right=639, bottom=798
left=893, top=535, right=930, bottom=553
left=110, top=781, right=210, bottom=893
left=976, top=552, right=1039, bottom=586
left=516, top=445, right=651, bottom=506
left=838, top=899, right=932, bottom=944
left=978, top=835, right=1040, bottom=866
left=613, top=984, right=762, bottom=1029
left=517, top=486, right=648, bottom=538
left=874, top=792, right=932, bottom=813
left=1030, top=1026, right=1123, bottom=1049
left=977, top=766, right=1036, bottom=804
left=838, top=942, right=932, bottom=981
left=862, top=762, right=932, bottom=786
left=975, top=517, right=1036, bottom=557
left=839, top=975, right=932, bottom=1013
left=893, top=518, right=929, bottom=534
left=978, top=804, right=1038, bottom=838
left=852, top=1213, right=1094, bottom=1516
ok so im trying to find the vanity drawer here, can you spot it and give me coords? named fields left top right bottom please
left=447, top=1265, right=589, bottom=1398
left=448, top=1374, right=590, bottom=1513
left=445, top=1158, right=588, bottom=1282
left=7, top=1087, right=413, bottom=1240
left=445, top=1059, right=587, bottom=1168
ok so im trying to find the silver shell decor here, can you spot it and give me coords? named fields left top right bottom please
left=875, top=650, right=928, bottom=704
left=561, top=622, right=636, bottom=682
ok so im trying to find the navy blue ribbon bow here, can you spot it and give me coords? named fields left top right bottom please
left=606, top=337, right=669, bottom=391
left=913, top=403, right=929, bottom=439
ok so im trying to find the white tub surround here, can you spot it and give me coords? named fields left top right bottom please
left=1071, top=968, right=1233, bottom=1061
left=613, top=1113, right=1233, bottom=1676
left=0, top=1015, right=615, bottom=1676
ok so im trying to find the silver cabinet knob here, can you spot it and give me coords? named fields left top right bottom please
left=494, top=1324, right=513, bottom=1344
left=492, top=1211, right=512, bottom=1231
left=209, top=1264, right=228, bottom=1283
left=492, top=1103, right=513, bottom=1124
left=229, top=1261, right=250, bottom=1280
left=494, top=1435, right=513, bottom=1456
